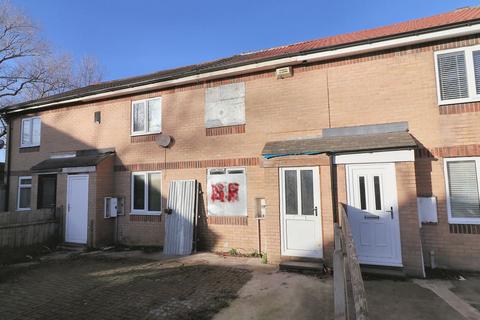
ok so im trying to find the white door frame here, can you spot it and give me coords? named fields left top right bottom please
left=65, top=174, right=89, bottom=244
left=346, top=163, right=403, bottom=267
left=279, top=166, right=323, bottom=258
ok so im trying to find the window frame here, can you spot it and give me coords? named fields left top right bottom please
left=20, top=116, right=41, bottom=148
left=444, top=157, right=480, bottom=224
left=130, top=97, right=162, bottom=136
left=130, top=171, right=162, bottom=215
left=17, top=176, right=32, bottom=211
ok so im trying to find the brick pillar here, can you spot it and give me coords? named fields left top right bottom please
left=320, top=164, right=334, bottom=266
left=263, top=167, right=281, bottom=263
left=396, top=162, right=425, bottom=277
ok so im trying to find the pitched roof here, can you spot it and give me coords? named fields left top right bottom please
left=5, top=7, right=480, bottom=113
left=262, top=132, right=417, bottom=158
left=31, top=149, right=114, bottom=173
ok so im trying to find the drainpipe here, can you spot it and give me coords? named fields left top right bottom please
left=329, top=153, right=339, bottom=223
left=3, top=116, right=11, bottom=212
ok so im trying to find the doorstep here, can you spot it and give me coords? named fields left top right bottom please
left=361, top=264, right=406, bottom=279
left=279, top=257, right=325, bottom=274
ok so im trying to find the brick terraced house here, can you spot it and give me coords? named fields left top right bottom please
left=4, top=8, right=480, bottom=277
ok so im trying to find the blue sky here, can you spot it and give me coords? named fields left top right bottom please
left=2, top=0, right=479, bottom=162
left=11, top=0, right=480, bottom=80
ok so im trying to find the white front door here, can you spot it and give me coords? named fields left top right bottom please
left=346, top=163, right=402, bottom=266
left=66, top=175, right=89, bottom=244
left=280, top=167, right=322, bottom=258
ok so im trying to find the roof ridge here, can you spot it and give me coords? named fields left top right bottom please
left=5, top=7, right=480, bottom=112
left=240, top=7, right=480, bottom=57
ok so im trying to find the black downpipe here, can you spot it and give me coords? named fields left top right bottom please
left=330, top=153, right=339, bottom=223
left=4, top=116, right=11, bottom=211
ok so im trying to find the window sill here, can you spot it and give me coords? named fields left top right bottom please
left=130, top=211, right=161, bottom=216
left=130, top=132, right=161, bottom=137
left=448, top=218, right=480, bottom=225
left=19, top=145, right=40, bottom=149
left=16, top=208, right=32, bottom=212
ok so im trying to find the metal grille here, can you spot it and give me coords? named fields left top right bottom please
left=163, top=180, right=198, bottom=255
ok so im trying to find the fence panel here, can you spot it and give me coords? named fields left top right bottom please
left=334, top=203, right=368, bottom=320
left=0, top=207, right=62, bottom=248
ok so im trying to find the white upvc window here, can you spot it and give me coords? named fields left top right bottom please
left=20, top=117, right=41, bottom=147
left=131, top=97, right=162, bottom=135
left=444, top=157, right=480, bottom=224
left=434, top=45, right=480, bottom=105
left=131, top=171, right=162, bottom=215
left=17, top=176, right=32, bottom=211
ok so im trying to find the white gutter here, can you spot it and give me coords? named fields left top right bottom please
left=9, top=23, right=480, bottom=114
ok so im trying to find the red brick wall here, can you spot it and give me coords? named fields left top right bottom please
left=8, top=34, right=480, bottom=270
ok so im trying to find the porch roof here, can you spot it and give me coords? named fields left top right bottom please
left=262, top=131, right=417, bottom=159
left=31, top=149, right=114, bottom=173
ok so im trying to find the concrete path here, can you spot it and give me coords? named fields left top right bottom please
left=214, top=271, right=333, bottom=320
left=366, top=279, right=466, bottom=320
left=414, top=279, right=480, bottom=320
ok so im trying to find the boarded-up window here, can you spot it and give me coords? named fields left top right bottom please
left=205, top=83, right=245, bottom=128
left=207, top=168, right=247, bottom=216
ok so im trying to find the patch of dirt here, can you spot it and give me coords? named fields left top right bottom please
left=0, top=244, right=55, bottom=266
left=425, top=267, right=480, bottom=280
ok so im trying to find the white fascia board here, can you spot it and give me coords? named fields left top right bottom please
left=62, top=166, right=96, bottom=173
left=9, top=23, right=480, bottom=114
left=334, top=149, right=415, bottom=164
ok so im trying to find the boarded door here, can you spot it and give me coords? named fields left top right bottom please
left=164, top=180, right=199, bottom=255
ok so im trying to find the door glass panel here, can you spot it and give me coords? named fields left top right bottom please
left=285, top=170, right=298, bottom=215
left=359, top=176, right=367, bottom=210
left=374, top=176, right=382, bottom=210
left=301, top=170, right=314, bottom=215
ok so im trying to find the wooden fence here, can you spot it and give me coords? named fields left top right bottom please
left=334, top=203, right=368, bottom=320
left=0, top=207, right=63, bottom=248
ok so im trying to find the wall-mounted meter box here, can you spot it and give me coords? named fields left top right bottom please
left=104, top=197, right=125, bottom=218
left=255, top=197, right=266, bottom=219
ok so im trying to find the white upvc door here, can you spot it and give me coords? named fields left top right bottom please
left=66, top=175, right=89, bottom=244
left=280, top=167, right=323, bottom=258
left=346, top=163, right=402, bottom=267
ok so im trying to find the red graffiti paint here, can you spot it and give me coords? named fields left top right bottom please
left=227, top=183, right=240, bottom=202
left=211, top=183, right=225, bottom=202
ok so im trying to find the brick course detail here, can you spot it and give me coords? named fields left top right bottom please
left=206, top=124, right=246, bottom=136
left=114, top=157, right=259, bottom=172
left=207, top=216, right=248, bottom=226
left=449, top=224, right=480, bottom=234
left=130, top=134, right=160, bottom=143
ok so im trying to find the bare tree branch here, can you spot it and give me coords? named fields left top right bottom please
left=0, top=0, right=104, bottom=146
